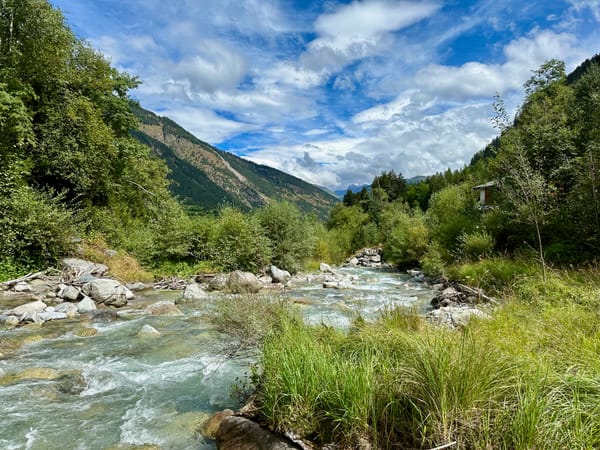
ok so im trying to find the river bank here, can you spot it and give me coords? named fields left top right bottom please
left=1, top=255, right=455, bottom=449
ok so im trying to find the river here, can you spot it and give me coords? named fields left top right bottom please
left=0, top=267, right=434, bottom=450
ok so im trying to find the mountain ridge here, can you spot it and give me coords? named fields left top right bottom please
left=131, top=104, right=339, bottom=217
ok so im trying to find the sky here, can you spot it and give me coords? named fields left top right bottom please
left=49, top=0, right=600, bottom=191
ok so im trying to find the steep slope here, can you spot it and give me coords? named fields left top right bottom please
left=131, top=104, right=339, bottom=217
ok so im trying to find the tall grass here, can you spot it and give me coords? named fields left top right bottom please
left=255, top=284, right=600, bottom=449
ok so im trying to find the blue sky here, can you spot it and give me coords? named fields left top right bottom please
left=50, top=0, right=600, bottom=190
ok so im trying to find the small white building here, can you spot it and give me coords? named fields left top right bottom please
left=473, top=181, right=497, bottom=209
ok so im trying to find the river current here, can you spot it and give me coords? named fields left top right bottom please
left=0, top=267, right=434, bottom=449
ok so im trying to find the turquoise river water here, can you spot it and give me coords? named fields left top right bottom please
left=0, top=268, right=434, bottom=450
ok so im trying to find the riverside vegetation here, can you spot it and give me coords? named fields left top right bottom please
left=3, top=1, right=600, bottom=448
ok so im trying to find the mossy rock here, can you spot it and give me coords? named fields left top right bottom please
left=73, top=326, right=98, bottom=337
left=0, top=335, right=44, bottom=359
left=0, top=367, right=61, bottom=386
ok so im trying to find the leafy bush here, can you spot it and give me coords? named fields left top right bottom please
left=426, top=183, right=479, bottom=251
left=256, top=201, right=316, bottom=273
left=383, top=208, right=429, bottom=266
left=0, top=186, right=74, bottom=268
left=458, top=229, right=495, bottom=261
left=419, top=241, right=448, bottom=278
left=203, top=207, right=271, bottom=272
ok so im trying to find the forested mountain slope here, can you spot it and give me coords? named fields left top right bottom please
left=131, top=105, right=338, bottom=217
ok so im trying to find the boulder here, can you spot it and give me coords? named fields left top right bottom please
left=427, top=306, right=490, bottom=328
left=8, top=300, right=47, bottom=316
left=0, top=315, right=19, bottom=327
left=269, top=265, right=291, bottom=284
left=126, top=282, right=150, bottom=292
left=77, top=296, right=97, bottom=313
left=182, top=283, right=209, bottom=301
left=146, top=300, right=182, bottom=316
left=36, top=311, right=68, bottom=321
left=226, top=271, right=262, bottom=294
left=202, top=411, right=300, bottom=450
left=61, top=258, right=108, bottom=278
left=319, top=262, right=333, bottom=272
left=55, top=302, right=79, bottom=315
left=138, top=324, right=160, bottom=336
left=431, top=287, right=465, bottom=308
left=207, top=274, right=228, bottom=291
left=13, top=282, right=32, bottom=293
left=81, top=279, right=133, bottom=307
left=59, top=285, right=81, bottom=302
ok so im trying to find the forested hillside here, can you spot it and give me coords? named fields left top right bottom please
left=131, top=105, right=338, bottom=217
left=330, top=56, right=600, bottom=272
left=0, top=0, right=336, bottom=278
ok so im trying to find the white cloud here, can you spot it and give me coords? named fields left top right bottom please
left=568, top=0, right=600, bottom=20
left=172, top=41, right=247, bottom=93
left=315, top=1, right=440, bottom=39
left=160, top=107, right=255, bottom=144
left=414, top=30, right=581, bottom=101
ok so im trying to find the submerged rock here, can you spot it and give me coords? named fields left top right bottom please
left=0, top=367, right=61, bottom=386
left=138, top=324, right=160, bottom=336
left=146, top=300, right=182, bottom=316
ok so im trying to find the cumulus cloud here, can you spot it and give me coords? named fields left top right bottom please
left=172, top=41, right=247, bottom=93
left=159, top=106, right=255, bottom=143
left=53, top=0, right=599, bottom=190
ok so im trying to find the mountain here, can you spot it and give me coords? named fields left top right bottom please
left=334, top=184, right=370, bottom=198
left=130, top=105, right=338, bottom=218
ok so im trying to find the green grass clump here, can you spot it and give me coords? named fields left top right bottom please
left=255, top=291, right=600, bottom=449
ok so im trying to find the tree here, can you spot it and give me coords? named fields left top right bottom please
left=495, top=130, right=555, bottom=282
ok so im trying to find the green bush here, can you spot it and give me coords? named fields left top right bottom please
left=419, top=241, right=448, bottom=278
left=382, top=208, right=429, bottom=266
left=458, top=229, right=495, bottom=261
left=0, top=186, right=74, bottom=268
left=204, top=207, right=271, bottom=272
left=256, top=201, right=316, bottom=273
left=426, top=183, right=480, bottom=251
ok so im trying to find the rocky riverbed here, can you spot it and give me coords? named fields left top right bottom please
left=0, top=250, right=494, bottom=449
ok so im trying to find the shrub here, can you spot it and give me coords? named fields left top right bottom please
left=0, top=186, right=74, bottom=268
left=204, top=207, right=271, bottom=272
left=256, top=201, right=316, bottom=273
left=458, top=229, right=495, bottom=261
left=383, top=208, right=429, bottom=266
left=426, top=183, right=479, bottom=252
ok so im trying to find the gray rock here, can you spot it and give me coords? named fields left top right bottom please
left=319, top=262, right=334, bottom=272
left=207, top=274, right=228, bottom=291
left=269, top=265, right=291, bottom=284
left=347, top=257, right=359, bottom=266
left=203, top=411, right=300, bottom=450
left=77, top=296, right=97, bottom=313
left=138, top=324, right=160, bottom=336
left=81, top=279, right=133, bottom=307
left=226, top=271, right=262, bottom=294
left=60, top=285, right=81, bottom=302
left=1, top=315, right=19, bottom=327
left=8, top=300, right=47, bottom=316
left=427, top=306, right=490, bottom=328
left=13, top=282, right=32, bottom=293
left=61, top=258, right=108, bottom=277
left=146, top=300, right=182, bottom=316
left=55, top=302, right=79, bottom=314
left=126, top=282, right=149, bottom=292
left=182, top=283, right=209, bottom=301
left=37, top=311, right=68, bottom=321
